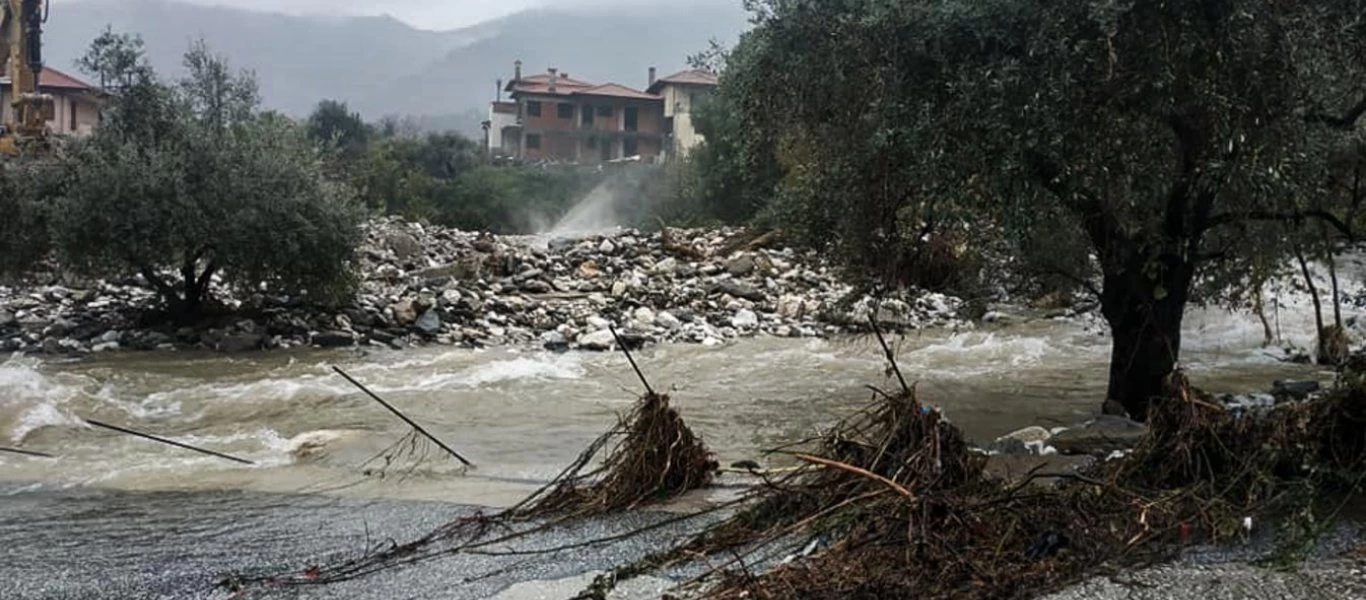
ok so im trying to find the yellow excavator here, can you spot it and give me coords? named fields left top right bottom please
left=0, top=0, right=54, bottom=157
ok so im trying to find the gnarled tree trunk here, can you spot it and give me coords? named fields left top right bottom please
left=1100, top=259, right=1193, bottom=422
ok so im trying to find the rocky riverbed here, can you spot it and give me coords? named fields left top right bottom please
left=0, top=219, right=985, bottom=356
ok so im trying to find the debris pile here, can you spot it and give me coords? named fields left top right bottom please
left=0, top=219, right=968, bottom=355
left=222, top=340, right=717, bottom=593
left=567, top=362, right=1365, bottom=600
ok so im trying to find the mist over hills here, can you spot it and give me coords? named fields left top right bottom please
left=46, top=0, right=748, bottom=136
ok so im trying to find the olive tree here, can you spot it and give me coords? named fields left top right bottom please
left=52, top=39, right=361, bottom=318
left=731, top=0, right=1366, bottom=419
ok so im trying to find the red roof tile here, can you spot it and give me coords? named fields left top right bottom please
left=646, top=69, right=719, bottom=94
left=573, top=83, right=659, bottom=101
left=0, top=66, right=97, bottom=91
left=505, top=72, right=596, bottom=96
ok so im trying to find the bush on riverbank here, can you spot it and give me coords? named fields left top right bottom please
left=2, top=38, right=363, bottom=321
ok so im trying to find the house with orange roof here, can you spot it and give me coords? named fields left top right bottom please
left=1, top=66, right=104, bottom=137
left=489, top=60, right=717, bottom=163
left=647, top=68, right=720, bottom=157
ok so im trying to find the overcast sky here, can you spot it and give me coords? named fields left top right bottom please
left=162, top=0, right=681, bottom=30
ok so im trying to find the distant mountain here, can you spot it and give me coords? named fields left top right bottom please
left=45, top=0, right=748, bottom=137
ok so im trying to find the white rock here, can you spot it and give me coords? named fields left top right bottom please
left=578, top=329, right=616, bottom=350
left=731, top=309, right=759, bottom=329
left=655, top=311, right=681, bottom=330
left=599, top=239, right=617, bottom=254
left=633, top=306, right=655, bottom=324
left=586, top=316, right=611, bottom=330
left=996, top=425, right=1051, bottom=445
left=653, top=257, right=677, bottom=274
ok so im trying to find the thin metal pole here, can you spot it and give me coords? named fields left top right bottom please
left=868, top=314, right=911, bottom=394
left=332, top=366, right=474, bottom=468
left=0, top=446, right=54, bottom=458
left=608, top=325, right=655, bottom=396
left=84, top=418, right=255, bottom=465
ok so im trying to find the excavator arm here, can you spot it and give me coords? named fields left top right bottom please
left=1, top=0, right=54, bottom=156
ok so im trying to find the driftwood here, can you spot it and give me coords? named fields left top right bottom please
left=716, top=228, right=785, bottom=257
left=659, top=221, right=708, bottom=260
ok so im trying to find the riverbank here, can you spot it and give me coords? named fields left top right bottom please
left=2, top=484, right=1358, bottom=600
left=0, top=219, right=986, bottom=357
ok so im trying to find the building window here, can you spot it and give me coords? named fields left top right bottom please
left=597, top=105, right=613, bottom=117
left=526, top=101, right=542, bottom=117
left=70, top=99, right=78, bottom=131
left=582, top=106, right=595, bottom=126
left=526, top=134, right=542, bottom=150
left=624, top=138, right=638, bottom=157
left=557, top=103, right=574, bottom=119
left=587, top=136, right=598, bottom=149
left=624, top=106, right=639, bottom=132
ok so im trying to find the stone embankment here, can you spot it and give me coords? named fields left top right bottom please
left=0, top=218, right=967, bottom=355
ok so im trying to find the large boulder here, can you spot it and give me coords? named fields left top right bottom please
left=711, top=281, right=765, bottom=302
left=385, top=231, right=422, bottom=260
left=390, top=300, right=418, bottom=325
left=578, top=329, right=616, bottom=351
left=217, top=333, right=265, bottom=353
left=312, top=331, right=357, bottom=348
left=1271, top=379, right=1321, bottom=401
left=726, top=254, right=756, bottom=277
left=1049, top=415, right=1147, bottom=456
left=731, top=309, right=760, bottom=329
left=414, top=309, right=442, bottom=335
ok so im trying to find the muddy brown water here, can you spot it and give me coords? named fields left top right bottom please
left=0, top=304, right=1340, bottom=598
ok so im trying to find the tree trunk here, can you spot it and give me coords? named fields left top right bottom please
left=1100, top=265, right=1191, bottom=422
left=1328, top=250, right=1342, bottom=329
left=1294, top=245, right=1327, bottom=362
left=1253, top=284, right=1274, bottom=347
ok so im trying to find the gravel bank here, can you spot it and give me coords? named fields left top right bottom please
left=0, top=219, right=975, bottom=356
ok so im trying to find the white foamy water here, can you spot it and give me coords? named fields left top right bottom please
left=0, top=356, right=92, bottom=443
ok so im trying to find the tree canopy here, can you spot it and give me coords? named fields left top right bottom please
left=713, top=0, right=1366, bottom=418
left=45, top=37, right=364, bottom=317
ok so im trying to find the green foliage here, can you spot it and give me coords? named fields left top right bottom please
left=49, top=37, right=361, bottom=316
left=75, top=25, right=152, bottom=91
left=306, top=100, right=371, bottom=161
left=722, top=0, right=1366, bottom=417
left=0, top=164, right=62, bottom=280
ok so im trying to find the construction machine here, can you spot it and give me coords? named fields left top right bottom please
left=0, top=0, right=54, bottom=157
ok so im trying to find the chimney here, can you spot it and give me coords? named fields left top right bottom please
left=548, top=68, right=558, bottom=93
left=648, top=66, right=657, bottom=87
left=496, top=78, right=503, bottom=101
left=514, top=60, right=522, bottom=81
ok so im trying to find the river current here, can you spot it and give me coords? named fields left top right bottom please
left=0, top=292, right=1346, bottom=598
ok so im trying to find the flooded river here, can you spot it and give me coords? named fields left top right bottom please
left=0, top=302, right=1341, bottom=599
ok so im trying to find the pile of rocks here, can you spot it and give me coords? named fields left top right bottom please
left=0, top=218, right=966, bottom=355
